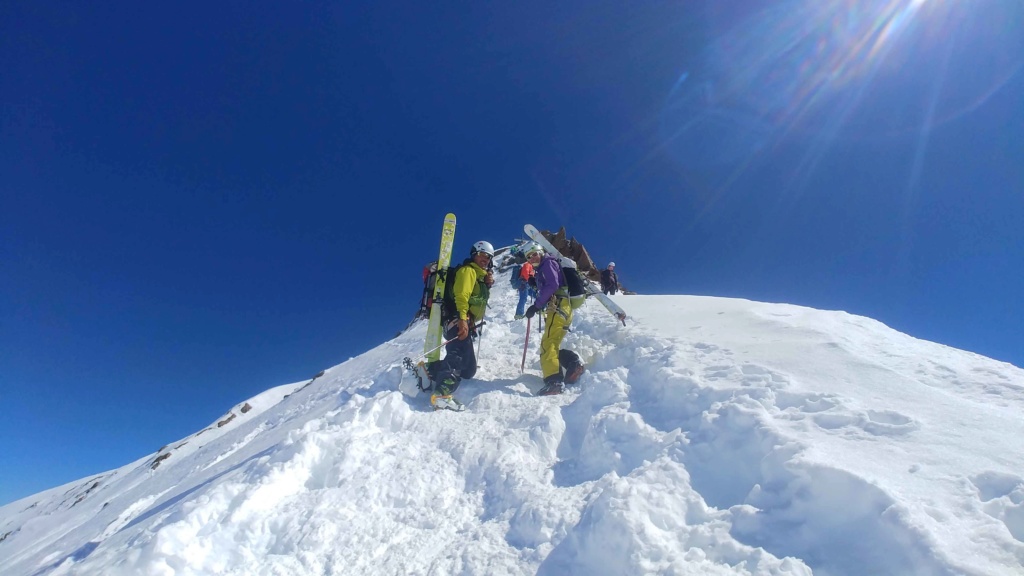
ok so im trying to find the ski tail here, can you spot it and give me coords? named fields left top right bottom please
left=425, top=214, right=457, bottom=361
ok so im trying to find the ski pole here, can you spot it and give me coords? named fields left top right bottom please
left=521, top=315, right=531, bottom=373
left=476, top=310, right=486, bottom=357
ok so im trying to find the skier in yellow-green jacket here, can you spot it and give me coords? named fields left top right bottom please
left=427, top=240, right=495, bottom=403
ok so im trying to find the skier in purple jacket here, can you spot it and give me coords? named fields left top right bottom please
left=523, top=245, right=585, bottom=395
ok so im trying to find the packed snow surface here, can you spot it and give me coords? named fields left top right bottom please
left=2, top=272, right=1023, bottom=575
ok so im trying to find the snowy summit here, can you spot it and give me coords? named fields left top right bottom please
left=2, top=255, right=1023, bottom=575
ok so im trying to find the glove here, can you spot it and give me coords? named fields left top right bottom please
left=528, top=276, right=537, bottom=288
left=457, top=319, right=469, bottom=340
left=524, top=305, right=540, bottom=319
left=484, top=271, right=495, bottom=287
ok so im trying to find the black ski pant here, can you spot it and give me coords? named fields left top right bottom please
left=428, top=320, right=477, bottom=393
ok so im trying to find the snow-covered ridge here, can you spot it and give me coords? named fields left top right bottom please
left=0, top=378, right=308, bottom=558
left=2, top=273, right=1023, bottom=575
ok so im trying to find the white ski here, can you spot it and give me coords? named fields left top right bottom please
left=524, top=224, right=627, bottom=325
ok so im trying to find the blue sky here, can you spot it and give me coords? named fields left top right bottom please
left=1, top=1, right=1021, bottom=505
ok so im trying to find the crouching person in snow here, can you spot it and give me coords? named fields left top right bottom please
left=523, top=245, right=585, bottom=395
left=428, top=240, right=495, bottom=408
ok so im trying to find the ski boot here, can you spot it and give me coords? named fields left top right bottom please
left=538, top=374, right=564, bottom=396
left=430, top=377, right=465, bottom=411
left=564, top=361, right=585, bottom=384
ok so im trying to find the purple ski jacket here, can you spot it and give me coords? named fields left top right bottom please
left=533, top=255, right=566, bottom=309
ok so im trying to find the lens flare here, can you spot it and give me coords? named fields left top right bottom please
left=661, top=0, right=1023, bottom=179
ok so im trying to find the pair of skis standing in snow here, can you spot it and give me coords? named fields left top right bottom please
left=403, top=215, right=625, bottom=411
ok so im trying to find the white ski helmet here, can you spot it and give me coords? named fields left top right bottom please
left=608, top=262, right=616, bottom=268
left=471, top=240, right=495, bottom=257
left=523, top=242, right=544, bottom=259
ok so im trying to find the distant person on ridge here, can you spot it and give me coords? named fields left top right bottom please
left=428, top=240, right=495, bottom=407
left=600, top=262, right=619, bottom=296
left=512, top=243, right=538, bottom=320
left=503, top=243, right=527, bottom=270
left=523, top=244, right=585, bottom=395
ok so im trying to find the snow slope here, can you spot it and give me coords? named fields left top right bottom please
left=2, top=265, right=1023, bottom=575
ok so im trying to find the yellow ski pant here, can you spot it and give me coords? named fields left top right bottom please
left=540, top=296, right=573, bottom=379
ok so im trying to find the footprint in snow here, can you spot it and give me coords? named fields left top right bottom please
left=812, top=409, right=919, bottom=437
left=970, top=471, right=1024, bottom=543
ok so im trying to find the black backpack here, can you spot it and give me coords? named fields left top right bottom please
left=439, top=262, right=464, bottom=320
left=557, top=257, right=588, bottom=309
left=440, top=259, right=492, bottom=321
